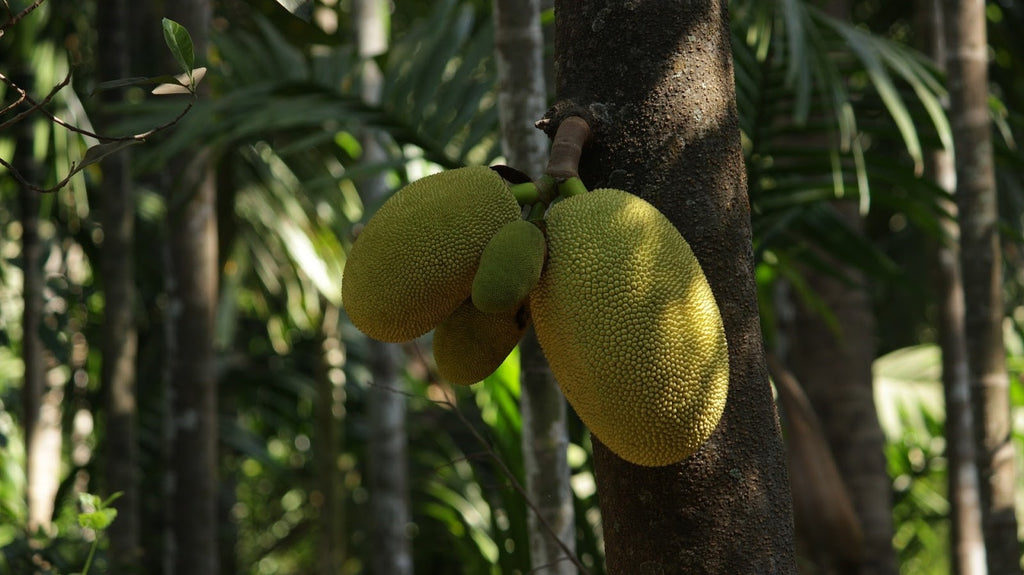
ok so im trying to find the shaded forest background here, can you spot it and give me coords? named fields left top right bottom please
left=1, top=0, right=1024, bottom=573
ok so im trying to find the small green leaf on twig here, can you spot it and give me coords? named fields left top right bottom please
left=162, top=18, right=196, bottom=75
left=77, top=492, right=119, bottom=531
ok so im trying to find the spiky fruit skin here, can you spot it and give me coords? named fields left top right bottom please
left=342, top=166, right=520, bottom=342
left=472, top=220, right=547, bottom=314
left=529, top=188, right=729, bottom=467
left=434, top=299, right=530, bottom=385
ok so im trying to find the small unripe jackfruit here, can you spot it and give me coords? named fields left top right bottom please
left=434, top=299, right=530, bottom=385
left=472, top=220, right=547, bottom=314
left=529, top=188, right=729, bottom=467
left=342, top=167, right=520, bottom=342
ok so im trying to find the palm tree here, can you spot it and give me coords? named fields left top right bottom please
left=943, top=0, right=1022, bottom=572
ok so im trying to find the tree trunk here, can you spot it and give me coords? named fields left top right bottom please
left=785, top=202, right=896, bottom=575
left=915, top=2, right=988, bottom=573
left=943, top=1, right=1023, bottom=573
left=16, top=71, right=62, bottom=536
left=493, top=0, right=577, bottom=573
left=161, top=2, right=219, bottom=573
left=550, top=2, right=796, bottom=572
left=365, top=339, right=411, bottom=575
left=314, top=304, right=345, bottom=574
left=353, top=2, right=414, bottom=573
left=97, top=0, right=142, bottom=570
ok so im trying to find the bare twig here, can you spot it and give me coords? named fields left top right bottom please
left=0, top=0, right=46, bottom=36
left=0, top=69, right=72, bottom=131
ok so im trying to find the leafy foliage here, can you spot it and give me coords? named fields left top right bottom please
left=2, top=0, right=1024, bottom=573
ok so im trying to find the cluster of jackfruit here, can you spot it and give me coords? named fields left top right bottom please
left=342, top=166, right=729, bottom=467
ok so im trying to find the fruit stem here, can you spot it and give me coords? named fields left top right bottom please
left=510, top=181, right=540, bottom=205
left=527, top=201, right=546, bottom=222
left=534, top=174, right=559, bottom=205
left=558, top=176, right=588, bottom=198
left=545, top=116, right=591, bottom=181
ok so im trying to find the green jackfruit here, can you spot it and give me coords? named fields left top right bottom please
left=529, top=188, right=729, bottom=467
left=342, top=166, right=520, bottom=342
left=434, top=299, right=530, bottom=385
left=471, top=220, right=547, bottom=314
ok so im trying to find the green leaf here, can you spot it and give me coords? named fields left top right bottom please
left=162, top=18, right=196, bottom=75
left=78, top=508, right=118, bottom=531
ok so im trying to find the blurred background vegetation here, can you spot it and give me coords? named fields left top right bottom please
left=1, top=0, right=1023, bottom=573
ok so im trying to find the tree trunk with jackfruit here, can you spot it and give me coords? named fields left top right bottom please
left=549, top=1, right=796, bottom=572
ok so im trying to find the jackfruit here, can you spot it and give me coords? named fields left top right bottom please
left=342, top=166, right=520, bottom=342
left=434, top=299, right=530, bottom=385
left=471, top=220, right=547, bottom=314
left=529, top=188, right=729, bottom=467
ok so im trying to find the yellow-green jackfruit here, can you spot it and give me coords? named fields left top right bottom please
left=434, top=299, right=530, bottom=385
left=471, top=220, right=547, bottom=314
left=342, top=167, right=520, bottom=342
left=529, top=188, right=729, bottom=467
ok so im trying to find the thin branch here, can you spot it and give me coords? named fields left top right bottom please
left=0, top=69, right=192, bottom=143
left=0, top=69, right=72, bottom=132
left=0, top=78, right=27, bottom=117
left=0, top=0, right=46, bottom=35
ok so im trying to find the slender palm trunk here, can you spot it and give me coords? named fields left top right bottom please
left=314, top=304, right=345, bottom=574
left=16, top=73, right=62, bottom=535
left=97, top=0, right=142, bottom=570
left=493, top=0, right=577, bottom=572
left=552, top=1, right=796, bottom=571
left=915, top=3, right=987, bottom=573
left=353, top=2, right=414, bottom=573
left=161, top=2, right=219, bottom=573
left=943, top=1, right=1022, bottom=573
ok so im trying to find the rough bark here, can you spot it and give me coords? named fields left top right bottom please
left=550, top=2, right=796, bottom=572
left=353, top=2, right=414, bottom=573
left=494, top=0, right=577, bottom=572
left=161, top=2, right=219, bottom=573
left=786, top=202, right=896, bottom=575
left=943, top=1, right=1023, bottom=573
left=97, top=0, right=142, bottom=570
left=915, top=2, right=988, bottom=573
